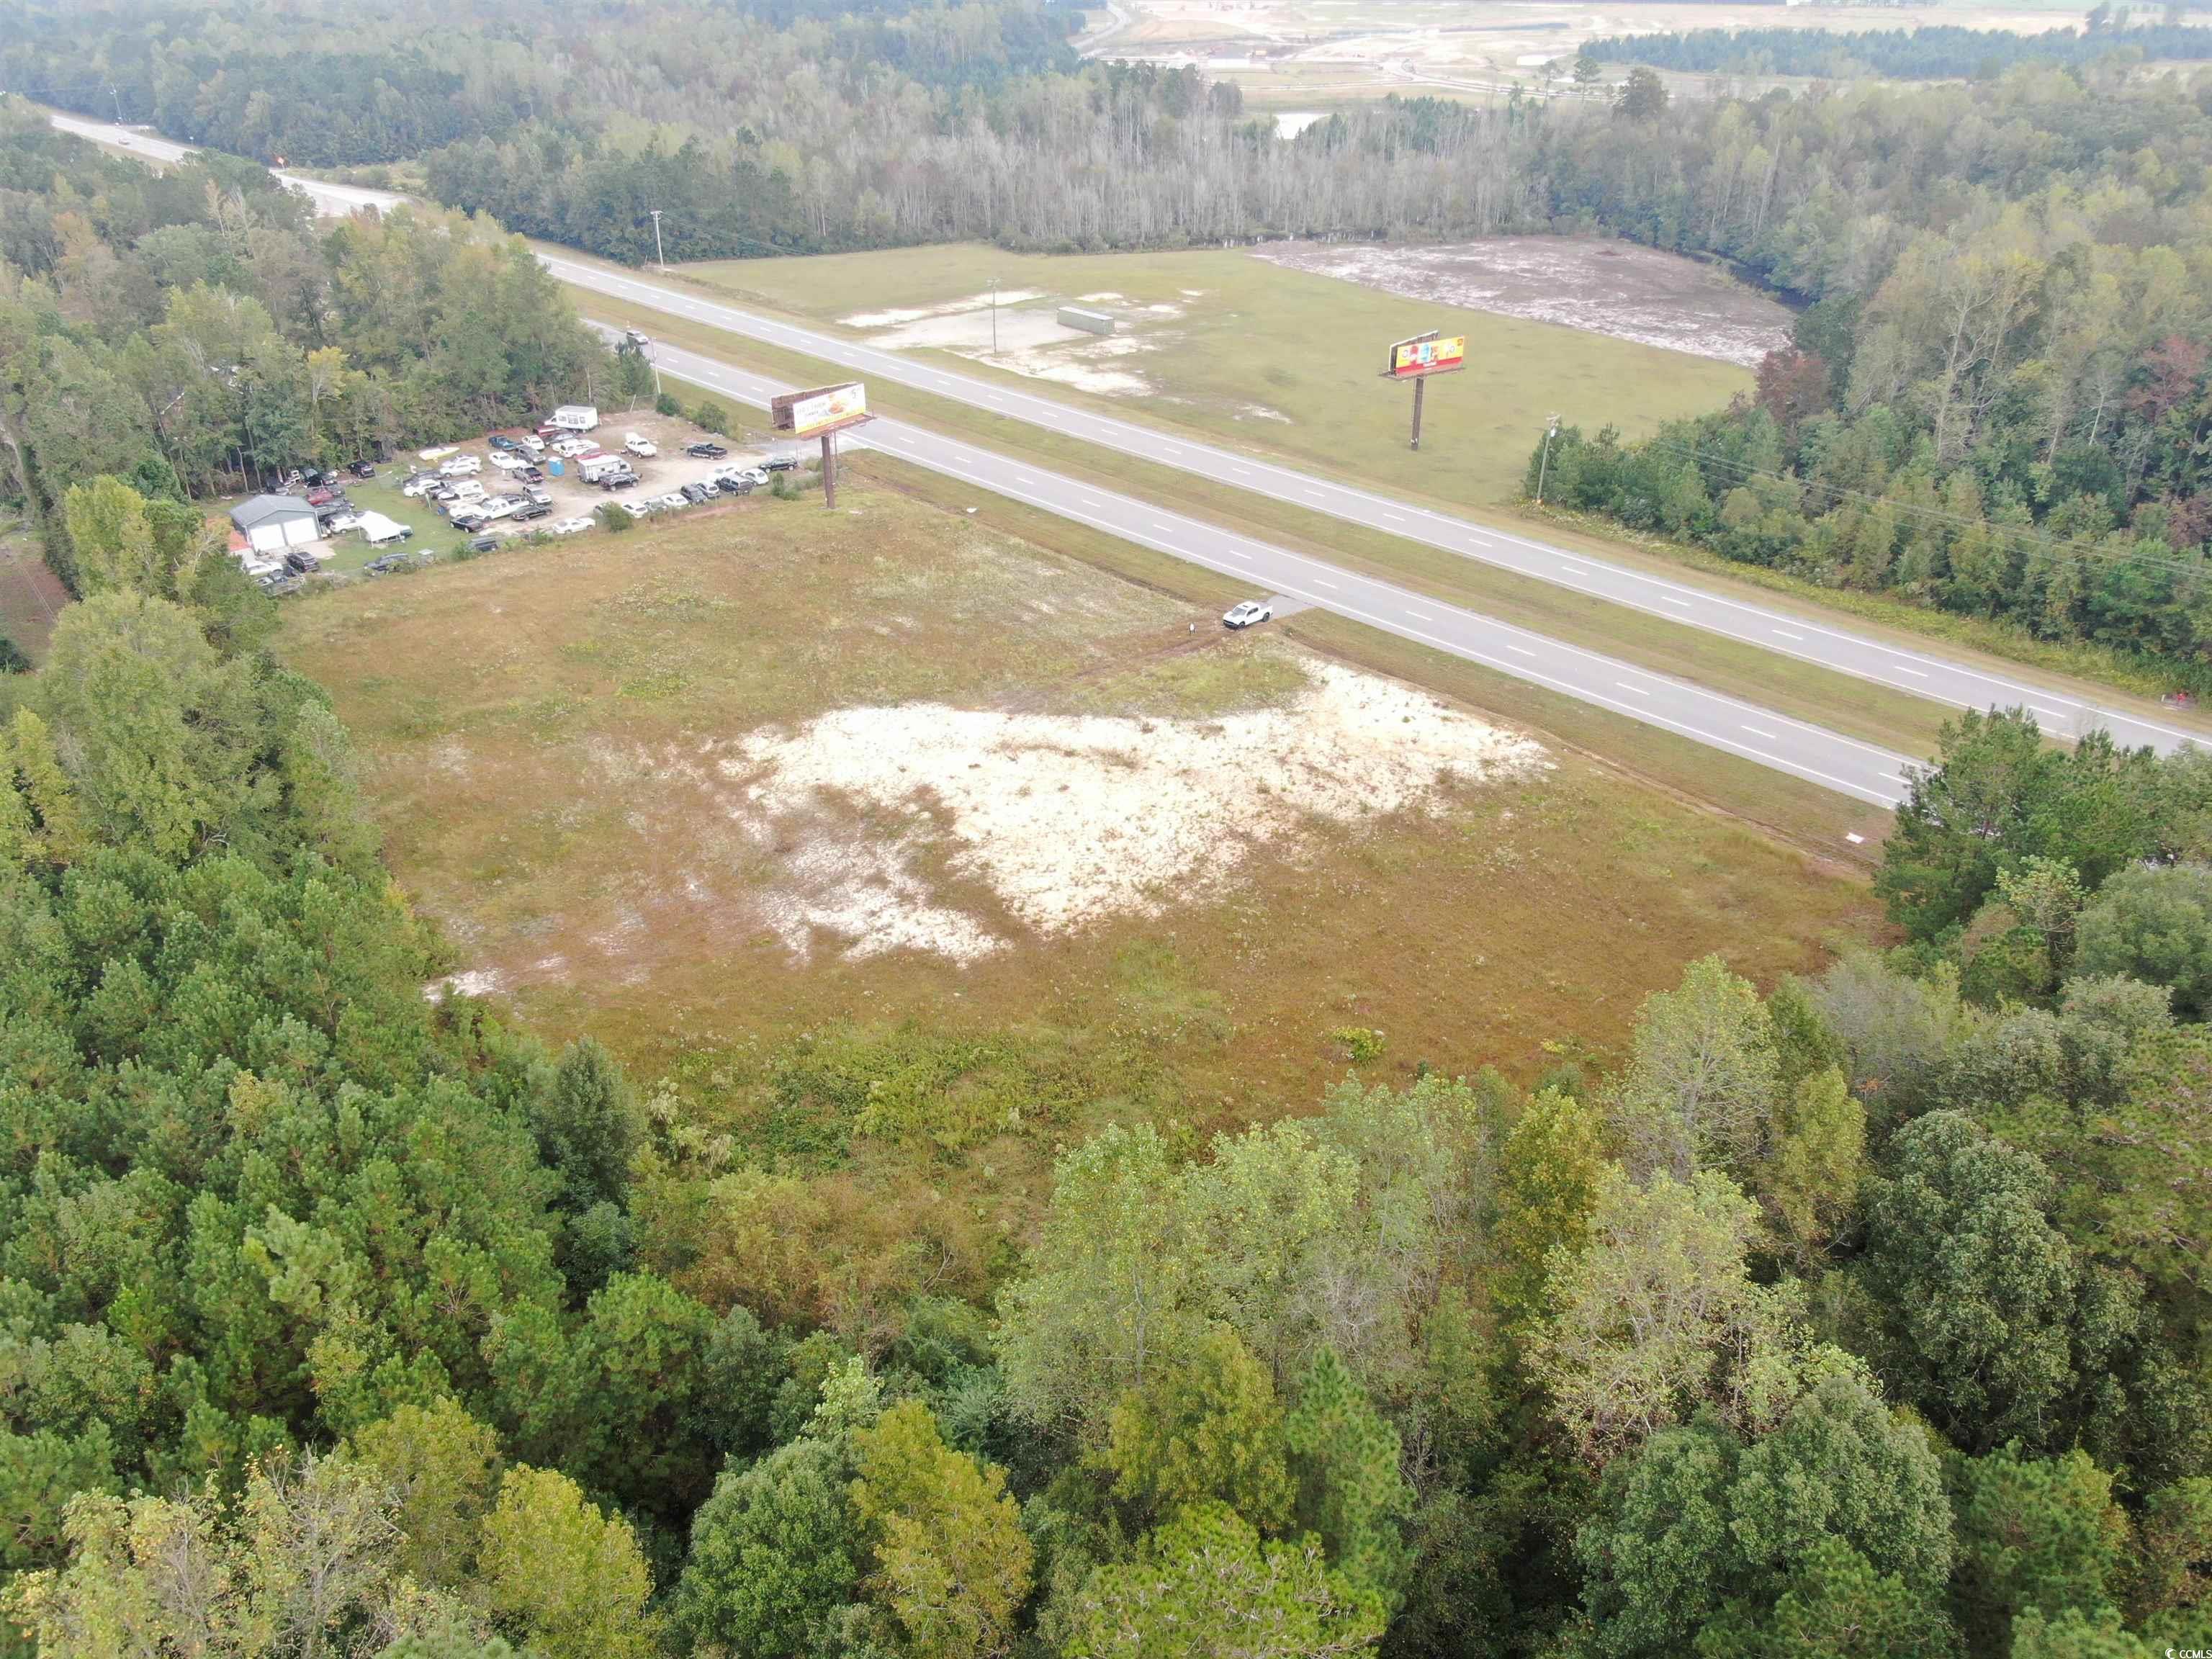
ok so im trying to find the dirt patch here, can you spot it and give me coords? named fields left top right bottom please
left=707, top=657, right=1548, bottom=963
left=1254, top=236, right=1794, bottom=367
left=842, top=292, right=1166, bottom=397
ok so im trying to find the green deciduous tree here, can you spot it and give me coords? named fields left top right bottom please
left=2075, top=864, right=2212, bottom=1018
left=673, top=1438, right=861, bottom=1658
left=1610, top=956, right=1781, bottom=1182
left=997, top=1123, right=1195, bottom=1431
left=476, top=1466, right=657, bottom=1659
left=1064, top=1500, right=1386, bottom=1659
left=1493, top=1087, right=1609, bottom=1334
left=850, top=1399, right=1033, bottom=1659
left=1107, top=1321, right=1295, bottom=1532
left=349, top=1398, right=503, bottom=1592
left=1529, top=1169, right=1802, bottom=1465
left=1861, top=1111, right=2078, bottom=1449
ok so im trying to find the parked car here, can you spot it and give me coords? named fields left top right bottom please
left=695, top=479, right=721, bottom=498
left=489, top=452, right=527, bottom=472
left=401, top=475, right=434, bottom=498
left=256, top=572, right=301, bottom=595
left=726, top=466, right=770, bottom=487
left=518, top=467, right=544, bottom=484
left=624, top=433, right=657, bottom=458
left=550, top=516, right=593, bottom=536
left=519, top=433, right=546, bottom=453
left=467, top=534, right=499, bottom=553
left=761, top=454, right=801, bottom=472
left=1222, top=600, right=1273, bottom=630
left=680, top=482, right=710, bottom=504
left=685, top=441, right=728, bottom=459
left=512, top=501, right=552, bottom=523
left=305, top=486, right=338, bottom=507
left=439, top=455, right=481, bottom=477
left=364, top=552, right=412, bottom=576
left=488, top=435, right=523, bottom=453
left=300, top=468, right=328, bottom=487
left=716, top=477, right=756, bottom=497
left=601, top=470, right=639, bottom=491
left=283, top=550, right=318, bottom=576
left=349, top=460, right=377, bottom=479
left=619, top=500, right=649, bottom=518
left=654, top=493, right=689, bottom=511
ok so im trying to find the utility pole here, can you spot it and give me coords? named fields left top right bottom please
left=649, top=209, right=667, bottom=272
left=1535, top=413, right=1562, bottom=505
left=822, top=431, right=837, bottom=509
left=990, top=278, right=999, bottom=356
left=109, top=83, right=123, bottom=123
left=1409, top=377, right=1426, bottom=451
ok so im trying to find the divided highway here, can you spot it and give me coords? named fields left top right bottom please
left=636, top=333, right=1917, bottom=807
left=541, top=256, right=2207, bottom=759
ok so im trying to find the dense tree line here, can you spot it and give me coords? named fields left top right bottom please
left=1524, top=65, right=2212, bottom=680
left=0, top=103, right=609, bottom=597
left=1586, top=22, right=2212, bottom=81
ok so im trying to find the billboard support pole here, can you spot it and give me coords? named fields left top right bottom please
left=1410, top=377, right=1426, bottom=451
left=821, top=431, right=837, bottom=509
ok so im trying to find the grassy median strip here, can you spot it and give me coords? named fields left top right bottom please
left=572, top=282, right=1955, bottom=765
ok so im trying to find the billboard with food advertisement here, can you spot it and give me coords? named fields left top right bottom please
left=771, top=382, right=869, bottom=439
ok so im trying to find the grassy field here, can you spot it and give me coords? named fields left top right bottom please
left=279, top=480, right=1880, bottom=1308
left=678, top=243, right=1751, bottom=507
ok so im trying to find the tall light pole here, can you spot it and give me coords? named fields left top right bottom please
left=649, top=209, right=667, bottom=272
left=1535, top=413, right=1561, bottom=505
left=990, top=277, right=999, bottom=356
left=109, top=83, right=124, bottom=124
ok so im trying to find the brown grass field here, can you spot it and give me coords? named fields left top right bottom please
left=279, top=479, right=1879, bottom=1298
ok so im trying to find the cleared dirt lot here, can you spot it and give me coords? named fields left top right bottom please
left=1255, top=236, right=1796, bottom=368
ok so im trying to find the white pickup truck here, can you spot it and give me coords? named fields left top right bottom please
left=624, top=432, right=657, bottom=458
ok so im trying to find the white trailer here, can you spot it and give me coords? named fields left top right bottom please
left=548, top=404, right=600, bottom=433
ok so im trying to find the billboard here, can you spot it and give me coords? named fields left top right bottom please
left=772, top=382, right=868, bottom=439
left=1386, top=335, right=1466, bottom=379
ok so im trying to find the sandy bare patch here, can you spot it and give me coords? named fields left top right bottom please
left=424, top=968, right=505, bottom=1002
left=850, top=299, right=1165, bottom=396
left=841, top=289, right=1046, bottom=328
left=715, top=658, right=1547, bottom=963
left=1255, top=236, right=1792, bottom=367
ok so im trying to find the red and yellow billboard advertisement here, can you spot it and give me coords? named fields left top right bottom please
left=771, top=382, right=868, bottom=439
left=1386, top=335, right=1466, bottom=379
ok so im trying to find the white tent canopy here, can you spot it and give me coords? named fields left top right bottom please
left=357, top=511, right=411, bottom=546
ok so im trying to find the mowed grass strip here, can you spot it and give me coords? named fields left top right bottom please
left=575, top=284, right=1954, bottom=765
left=629, top=240, right=1752, bottom=510
left=276, top=482, right=1880, bottom=1150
